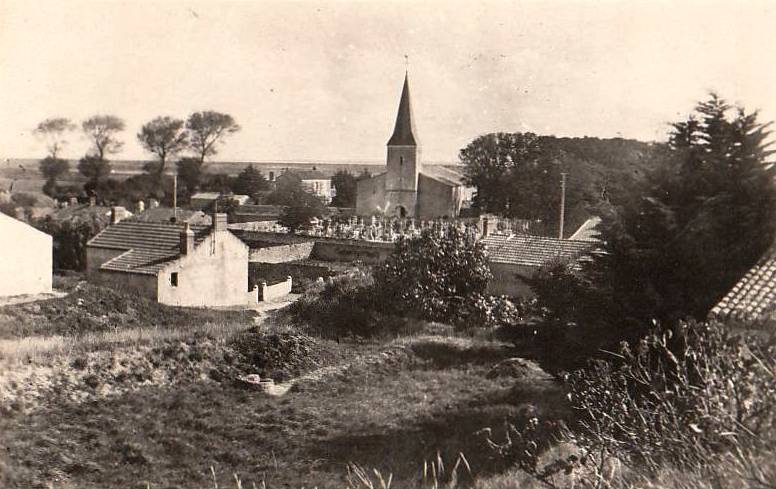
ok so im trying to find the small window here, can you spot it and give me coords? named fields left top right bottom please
left=400, top=156, right=404, bottom=166
left=170, top=272, right=178, bottom=287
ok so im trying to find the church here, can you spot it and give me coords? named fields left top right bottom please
left=356, top=74, right=468, bottom=219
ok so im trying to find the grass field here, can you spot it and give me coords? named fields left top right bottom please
left=0, top=279, right=567, bottom=489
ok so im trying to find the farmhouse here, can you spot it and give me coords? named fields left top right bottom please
left=484, top=233, right=594, bottom=297
left=0, top=212, right=52, bottom=297
left=356, top=73, right=469, bottom=219
left=86, top=213, right=258, bottom=307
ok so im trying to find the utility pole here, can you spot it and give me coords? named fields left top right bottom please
left=559, top=172, right=568, bottom=239
left=173, top=173, right=178, bottom=222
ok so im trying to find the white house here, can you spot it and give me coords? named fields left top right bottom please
left=0, top=212, right=52, bottom=297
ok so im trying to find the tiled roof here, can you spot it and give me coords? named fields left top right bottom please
left=711, top=249, right=776, bottom=322
left=88, top=221, right=210, bottom=275
left=100, top=248, right=180, bottom=275
left=88, top=221, right=210, bottom=251
left=483, top=233, right=594, bottom=267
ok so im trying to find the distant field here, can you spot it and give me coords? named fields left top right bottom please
left=0, top=158, right=462, bottom=194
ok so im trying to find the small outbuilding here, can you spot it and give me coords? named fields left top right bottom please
left=0, top=212, right=52, bottom=297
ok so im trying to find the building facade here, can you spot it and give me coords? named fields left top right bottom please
left=356, top=74, right=468, bottom=219
left=0, top=212, right=52, bottom=297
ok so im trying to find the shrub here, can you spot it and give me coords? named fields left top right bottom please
left=374, top=227, right=492, bottom=326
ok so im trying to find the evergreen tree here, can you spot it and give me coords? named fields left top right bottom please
left=544, top=94, right=776, bottom=344
left=330, top=170, right=357, bottom=207
left=232, top=164, right=270, bottom=198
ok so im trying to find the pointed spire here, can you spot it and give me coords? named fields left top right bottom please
left=387, top=72, right=417, bottom=146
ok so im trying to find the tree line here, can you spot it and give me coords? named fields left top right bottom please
left=35, top=111, right=241, bottom=204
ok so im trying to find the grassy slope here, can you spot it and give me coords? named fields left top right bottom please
left=0, top=336, right=565, bottom=489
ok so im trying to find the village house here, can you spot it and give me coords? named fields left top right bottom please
left=190, top=192, right=251, bottom=211
left=275, top=168, right=333, bottom=203
left=0, top=211, right=52, bottom=297
left=86, top=212, right=259, bottom=307
left=356, top=73, right=471, bottom=219
left=483, top=232, right=594, bottom=297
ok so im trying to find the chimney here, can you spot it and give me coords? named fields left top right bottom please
left=136, top=200, right=145, bottom=213
left=180, top=223, right=195, bottom=255
left=89, top=195, right=96, bottom=207
left=68, top=196, right=78, bottom=206
left=110, top=206, right=127, bottom=224
left=481, top=215, right=491, bottom=237
left=148, top=198, right=159, bottom=209
left=213, top=212, right=228, bottom=232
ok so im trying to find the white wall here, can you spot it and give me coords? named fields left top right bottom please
left=0, top=213, right=52, bottom=296
left=156, top=230, right=252, bottom=307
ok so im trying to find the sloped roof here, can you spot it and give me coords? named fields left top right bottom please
left=50, top=204, right=111, bottom=222
left=483, top=233, right=594, bottom=267
left=711, top=249, right=776, bottom=322
left=387, top=73, right=418, bottom=146
left=131, top=207, right=212, bottom=225
left=420, top=166, right=465, bottom=187
left=569, top=217, right=602, bottom=242
left=88, top=221, right=211, bottom=275
left=191, top=192, right=221, bottom=201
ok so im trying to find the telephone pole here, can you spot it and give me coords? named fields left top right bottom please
left=173, top=173, right=178, bottom=222
left=559, top=172, right=568, bottom=239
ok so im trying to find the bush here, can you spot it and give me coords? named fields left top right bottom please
left=374, top=227, right=492, bottom=326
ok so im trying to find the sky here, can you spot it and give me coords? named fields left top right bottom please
left=2, top=0, right=776, bottom=164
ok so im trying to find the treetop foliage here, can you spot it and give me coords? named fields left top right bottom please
left=81, top=115, right=125, bottom=160
left=330, top=170, right=357, bottom=208
left=34, top=117, right=75, bottom=158
left=137, top=116, right=188, bottom=174
left=186, top=111, right=241, bottom=163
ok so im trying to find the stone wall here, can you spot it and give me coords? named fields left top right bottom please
left=249, top=242, right=314, bottom=263
left=310, top=239, right=394, bottom=264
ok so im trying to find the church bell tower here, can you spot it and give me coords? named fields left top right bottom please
left=385, top=73, right=420, bottom=218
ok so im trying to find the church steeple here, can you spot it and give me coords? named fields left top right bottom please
left=387, top=73, right=417, bottom=146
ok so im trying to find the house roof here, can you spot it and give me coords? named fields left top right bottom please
left=420, top=165, right=465, bottom=187
left=88, top=220, right=211, bottom=275
left=131, top=207, right=212, bottom=225
left=387, top=73, right=418, bottom=146
left=49, top=204, right=112, bottom=222
left=191, top=192, right=221, bottom=201
left=279, top=169, right=328, bottom=181
left=483, top=233, right=594, bottom=267
left=711, top=248, right=776, bottom=322
left=569, top=217, right=602, bottom=242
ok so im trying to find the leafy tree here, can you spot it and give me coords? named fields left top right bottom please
left=81, top=115, right=125, bottom=160
left=278, top=188, right=326, bottom=233
left=267, top=172, right=304, bottom=206
left=374, top=226, right=492, bottom=324
left=536, top=94, right=776, bottom=350
left=77, top=155, right=111, bottom=186
left=34, top=117, right=75, bottom=158
left=232, top=164, right=269, bottom=197
left=39, top=156, right=70, bottom=197
left=137, top=116, right=187, bottom=175
left=175, top=157, right=204, bottom=200
left=185, top=111, right=240, bottom=164
left=330, top=170, right=357, bottom=207
left=35, top=213, right=109, bottom=270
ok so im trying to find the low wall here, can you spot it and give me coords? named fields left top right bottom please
left=236, top=231, right=395, bottom=265
left=310, top=240, right=394, bottom=264
left=249, top=242, right=314, bottom=263
left=260, top=276, right=292, bottom=302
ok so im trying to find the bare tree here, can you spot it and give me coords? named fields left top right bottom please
left=137, top=116, right=188, bottom=174
left=34, top=117, right=75, bottom=158
left=185, top=111, right=240, bottom=164
left=81, top=115, right=125, bottom=160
